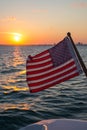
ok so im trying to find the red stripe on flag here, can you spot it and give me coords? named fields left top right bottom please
left=27, top=54, right=50, bottom=63
left=26, top=65, right=53, bottom=75
left=28, top=66, right=78, bottom=87
left=27, top=60, right=52, bottom=69
left=29, top=72, right=79, bottom=93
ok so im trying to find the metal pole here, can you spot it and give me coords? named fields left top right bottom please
left=67, top=32, right=87, bottom=77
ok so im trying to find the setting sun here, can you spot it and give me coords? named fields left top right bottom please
left=13, top=33, right=22, bottom=42
left=14, top=35, right=21, bottom=42
left=11, top=32, right=25, bottom=45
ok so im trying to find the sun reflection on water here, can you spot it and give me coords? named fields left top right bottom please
left=1, top=46, right=28, bottom=94
left=0, top=102, right=34, bottom=112
left=0, top=46, right=32, bottom=113
left=3, top=85, right=28, bottom=94
left=11, top=46, right=24, bottom=67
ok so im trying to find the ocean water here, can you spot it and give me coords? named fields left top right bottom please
left=0, top=45, right=87, bottom=130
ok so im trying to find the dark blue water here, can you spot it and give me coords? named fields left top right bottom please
left=0, top=45, right=87, bottom=130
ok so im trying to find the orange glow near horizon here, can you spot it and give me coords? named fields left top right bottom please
left=0, top=31, right=56, bottom=45
left=0, top=30, right=87, bottom=45
left=0, top=32, right=28, bottom=45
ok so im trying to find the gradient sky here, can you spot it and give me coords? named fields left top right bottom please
left=0, top=0, right=87, bottom=45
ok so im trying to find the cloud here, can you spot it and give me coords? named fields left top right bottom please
left=0, top=16, right=16, bottom=22
left=0, top=16, right=24, bottom=24
left=72, top=2, right=87, bottom=8
left=7, top=16, right=16, bottom=21
left=32, top=9, right=48, bottom=13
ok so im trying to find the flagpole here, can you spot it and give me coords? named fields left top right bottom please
left=67, top=32, right=87, bottom=77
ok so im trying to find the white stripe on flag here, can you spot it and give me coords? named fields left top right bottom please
left=33, top=52, right=49, bottom=59
left=27, top=64, right=53, bottom=72
left=27, top=59, right=74, bottom=77
left=27, top=58, right=51, bottom=66
left=28, top=64, right=76, bottom=84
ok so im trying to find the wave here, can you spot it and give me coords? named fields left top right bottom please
left=0, top=45, right=87, bottom=130
left=1, top=68, right=22, bottom=74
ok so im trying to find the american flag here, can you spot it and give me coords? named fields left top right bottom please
left=26, top=37, right=82, bottom=93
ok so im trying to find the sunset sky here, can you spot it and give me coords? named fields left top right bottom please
left=0, top=0, right=87, bottom=45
